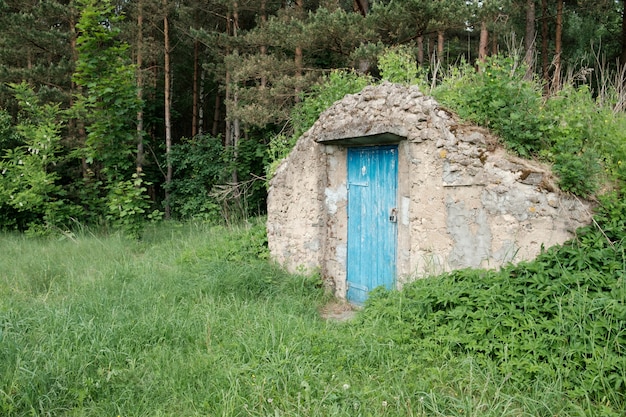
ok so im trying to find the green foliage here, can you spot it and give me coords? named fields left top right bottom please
left=541, top=85, right=604, bottom=196
left=168, top=134, right=226, bottom=221
left=360, top=195, right=626, bottom=412
left=105, top=174, right=161, bottom=239
left=1, top=0, right=624, bottom=231
left=378, top=46, right=419, bottom=85
left=553, top=150, right=602, bottom=196
left=589, top=189, right=626, bottom=243
left=0, top=109, right=21, bottom=151
left=268, top=70, right=370, bottom=178
left=0, top=83, right=80, bottom=232
left=72, top=0, right=140, bottom=183
left=266, top=133, right=294, bottom=178
left=435, top=55, right=547, bottom=157
left=0, top=0, right=75, bottom=109
left=168, top=134, right=266, bottom=222
left=66, top=0, right=152, bottom=235
left=592, top=112, right=626, bottom=186
left=435, top=55, right=626, bottom=196
left=291, top=70, right=371, bottom=140
left=0, top=218, right=626, bottom=417
left=228, top=137, right=268, bottom=218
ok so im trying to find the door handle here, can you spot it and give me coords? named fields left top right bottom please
left=389, top=208, right=397, bottom=223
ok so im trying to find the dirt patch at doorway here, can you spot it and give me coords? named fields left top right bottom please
left=318, top=300, right=358, bottom=322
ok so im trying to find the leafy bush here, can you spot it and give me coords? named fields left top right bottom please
left=378, top=46, right=419, bottom=84
left=228, top=136, right=268, bottom=218
left=536, top=83, right=626, bottom=196
left=105, top=174, right=160, bottom=238
left=434, top=55, right=626, bottom=196
left=267, top=70, right=370, bottom=178
left=542, top=85, right=604, bottom=195
left=360, top=193, right=626, bottom=411
left=169, top=134, right=267, bottom=222
left=0, top=109, right=21, bottom=151
left=435, top=55, right=547, bottom=157
left=0, top=83, right=80, bottom=232
left=292, top=70, right=371, bottom=139
left=72, top=0, right=140, bottom=184
left=168, top=134, right=226, bottom=221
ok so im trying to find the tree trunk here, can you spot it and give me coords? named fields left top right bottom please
left=619, top=0, right=626, bottom=66
left=524, top=0, right=536, bottom=79
left=541, top=0, right=549, bottom=89
left=554, top=0, right=563, bottom=89
left=69, top=13, right=88, bottom=178
left=212, top=94, right=220, bottom=137
left=191, top=39, right=199, bottom=137
left=231, top=1, right=240, bottom=185
left=136, top=0, right=144, bottom=176
left=260, top=0, right=267, bottom=88
left=295, top=44, right=303, bottom=76
left=163, top=0, right=172, bottom=219
left=224, top=11, right=232, bottom=148
left=437, top=30, right=444, bottom=64
left=479, top=20, right=489, bottom=63
left=417, top=35, right=424, bottom=65
left=294, top=0, right=304, bottom=102
left=353, top=0, right=368, bottom=16
left=199, top=59, right=205, bottom=136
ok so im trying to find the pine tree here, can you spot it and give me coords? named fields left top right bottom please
left=0, top=1, right=78, bottom=108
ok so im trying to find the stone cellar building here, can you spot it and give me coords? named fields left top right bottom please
left=266, top=82, right=591, bottom=304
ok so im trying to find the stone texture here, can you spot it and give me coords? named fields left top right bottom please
left=267, top=82, right=592, bottom=298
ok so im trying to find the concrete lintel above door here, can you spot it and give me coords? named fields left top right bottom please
left=317, top=132, right=405, bottom=146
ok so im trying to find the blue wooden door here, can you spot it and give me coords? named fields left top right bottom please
left=346, top=145, right=398, bottom=304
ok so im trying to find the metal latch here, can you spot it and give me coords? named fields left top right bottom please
left=389, top=208, right=398, bottom=223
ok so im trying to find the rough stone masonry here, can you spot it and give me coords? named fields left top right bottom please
left=267, top=82, right=592, bottom=298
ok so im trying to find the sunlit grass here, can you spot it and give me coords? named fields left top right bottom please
left=0, top=219, right=619, bottom=416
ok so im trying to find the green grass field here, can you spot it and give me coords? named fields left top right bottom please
left=0, top=219, right=623, bottom=416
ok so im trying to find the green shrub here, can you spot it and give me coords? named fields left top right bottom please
left=169, top=133, right=267, bottom=222
left=434, top=55, right=626, bottom=196
left=435, top=55, right=547, bottom=157
left=105, top=174, right=160, bottom=238
left=0, top=109, right=21, bottom=151
left=553, top=150, right=602, bottom=196
left=291, top=70, right=371, bottom=140
left=360, top=194, right=626, bottom=411
left=542, top=85, right=603, bottom=195
left=168, top=134, right=226, bottom=221
left=267, top=70, right=371, bottom=178
left=0, top=83, right=81, bottom=233
left=540, top=84, right=626, bottom=196
left=586, top=107, right=626, bottom=188
left=229, top=136, right=268, bottom=218
left=588, top=189, right=626, bottom=243
left=378, top=45, right=418, bottom=85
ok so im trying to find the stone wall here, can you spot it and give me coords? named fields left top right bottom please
left=267, top=82, right=592, bottom=297
left=266, top=129, right=327, bottom=274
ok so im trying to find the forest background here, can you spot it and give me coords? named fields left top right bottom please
left=1, top=0, right=626, bottom=236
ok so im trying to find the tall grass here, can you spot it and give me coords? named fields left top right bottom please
left=1, top=218, right=623, bottom=416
